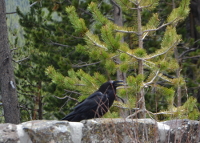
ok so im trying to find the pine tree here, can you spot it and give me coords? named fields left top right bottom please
left=16, top=0, right=112, bottom=121
left=46, top=0, right=200, bottom=120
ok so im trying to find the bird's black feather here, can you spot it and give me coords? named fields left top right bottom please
left=61, top=80, right=123, bottom=122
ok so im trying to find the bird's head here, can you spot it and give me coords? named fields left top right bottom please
left=112, top=80, right=125, bottom=88
left=98, top=80, right=125, bottom=93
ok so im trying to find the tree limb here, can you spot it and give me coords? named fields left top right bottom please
left=6, top=12, right=17, bottom=15
left=143, top=20, right=176, bottom=33
left=72, top=61, right=101, bottom=68
left=143, top=70, right=160, bottom=87
left=53, top=94, right=79, bottom=102
left=144, top=41, right=178, bottom=60
left=64, top=89, right=82, bottom=95
left=178, top=48, right=197, bottom=58
left=181, top=55, right=200, bottom=60
left=49, top=40, right=70, bottom=47
left=115, top=29, right=139, bottom=35
left=12, top=57, right=29, bottom=63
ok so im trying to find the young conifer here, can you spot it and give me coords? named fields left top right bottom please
left=46, top=0, right=200, bottom=119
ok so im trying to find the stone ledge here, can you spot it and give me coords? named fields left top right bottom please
left=0, top=118, right=199, bottom=143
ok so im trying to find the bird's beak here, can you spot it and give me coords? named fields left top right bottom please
left=114, top=80, right=125, bottom=87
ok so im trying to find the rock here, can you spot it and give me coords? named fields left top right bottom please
left=162, top=119, right=200, bottom=143
left=0, top=119, right=199, bottom=143
left=21, top=120, right=83, bottom=143
left=0, top=124, right=19, bottom=143
left=82, top=118, right=159, bottom=143
left=16, top=124, right=32, bottom=143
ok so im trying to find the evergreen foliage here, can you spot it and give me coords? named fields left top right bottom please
left=16, top=0, right=112, bottom=121
left=4, top=0, right=199, bottom=122
left=46, top=0, right=200, bottom=120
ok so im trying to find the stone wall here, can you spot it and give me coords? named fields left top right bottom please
left=0, top=118, right=199, bottom=143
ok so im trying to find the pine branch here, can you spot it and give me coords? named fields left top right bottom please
left=85, top=32, right=108, bottom=50
left=64, top=89, right=82, bottom=95
left=181, top=55, right=200, bottom=60
left=118, top=49, right=143, bottom=60
left=142, top=20, right=176, bottom=33
left=143, top=70, right=160, bottom=87
left=119, top=41, right=177, bottom=61
left=158, top=74, right=172, bottom=83
left=11, top=47, right=18, bottom=52
left=153, top=111, right=174, bottom=115
left=126, top=108, right=155, bottom=119
left=17, top=91, right=35, bottom=97
left=53, top=93, right=79, bottom=102
left=12, top=57, right=29, bottom=63
left=128, top=0, right=137, bottom=5
left=72, top=61, right=101, bottom=68
left=116, top=20, right=176, bottom=35
left=115, top=29, right=139, bottom=35
left=130, top=4, right=154, bottom=10
left=144, top=41, right=178, bottom=60
left=30, top=1, right=38, bottom=7
left=194, top=39, right=200, bottom=44
left=178, top=48, right=197, bottom=58
left=126, top=108, right=175, bottom=120
left=142, top=32, right=149, bottom=40
left=49, top=40, right=70, bottom=47
left=6, top=12, right=17, bottom=15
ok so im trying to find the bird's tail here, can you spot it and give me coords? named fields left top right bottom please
left=61, top=111, right=76, bottom=121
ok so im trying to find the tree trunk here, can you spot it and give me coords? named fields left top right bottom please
left=173, top=0, right=182, bottom=107
left=190, top=0, right=200, bottom=40
left=33, top=81, right=43, bottom=120
left=136, top=0, right=146, bottom=118
left=0, top=0, right=20, bottom=124
left=188, top=0, right=200, bottom=104
left=112, top=0, right=126, bottom=81
left=112, top=0, right=128, bottom=118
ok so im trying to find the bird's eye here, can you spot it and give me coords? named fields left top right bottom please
left=110, top=80, right=114, bottom=83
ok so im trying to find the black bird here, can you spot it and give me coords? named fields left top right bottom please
left=62, top=80, right=124, bottom=122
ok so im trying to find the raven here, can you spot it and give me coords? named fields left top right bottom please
left=62, top=80, right=124, bottom=122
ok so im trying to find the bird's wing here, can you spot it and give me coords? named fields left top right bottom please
left=73, top=91, right=108, bottom=113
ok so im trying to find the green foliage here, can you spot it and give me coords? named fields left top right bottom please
left=120, top=53, right=129, bottom=61
left=87, top=2, right=109, bottom=26
left=167, top=0, right=190, bottom=23
left=14, top=0, right=198, bottom=122
left=46, top=66, right=107, bottom=102
left=161, top=26, right=181, bottom=49
left=126, top=75, right=143, bottom=93
left=46, top=0, right=196, bottom=121
left=66, top=6, right=87, bottom=34
left=163, top=97, right=200, bottom=120
left=133, top=48, right=147, bottom=58
left=105, top=60, right=116, bottom=74
left=101, top=24, right=122, bottom=52
left=115, top=0, right=133, bottom=11
left=119, top=62, right=129, bottom=72
left=143, top=13, right=160, bottom=33
left=15, top=0, right=112, bottom=120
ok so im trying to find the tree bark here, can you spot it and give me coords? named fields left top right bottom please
left=33, top=81, right=43, bottom=120
left=173, top=0, right=182, bottom=107
left=112, top=0, right=126, bottom=82
left=136, top=0, right=146, bottom=118
left=0, top=0, right=20, bottom=124
left=190, top=0, right=200, bottom=40
left=112, top=0, right=128, bottom=118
